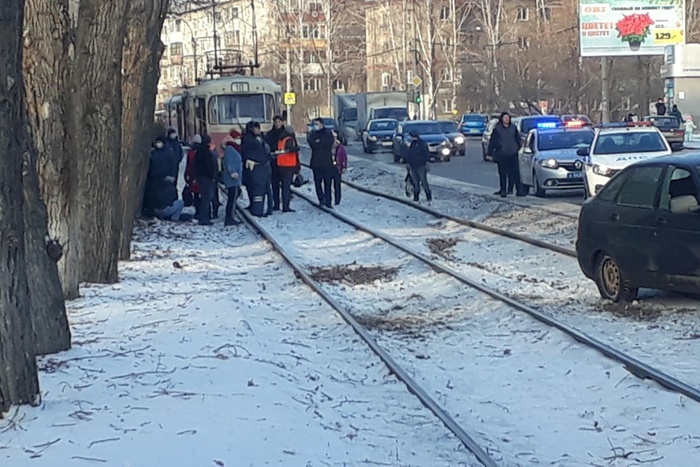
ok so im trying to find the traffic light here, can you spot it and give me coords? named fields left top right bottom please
left=415, top=90, right=422, bottom=104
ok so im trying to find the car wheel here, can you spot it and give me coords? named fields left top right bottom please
left=533, top=171, right=546, bottom=197
left=595, top=254, right=638, bottom=302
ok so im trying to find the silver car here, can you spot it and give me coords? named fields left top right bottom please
left=518, top=126, right=594, bottom=197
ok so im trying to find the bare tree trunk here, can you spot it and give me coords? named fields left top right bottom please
left=118, top=0, right=168, bottom=260
left=23, top=0, right=80, bottom=300
left=74, top=0, right=128, bottom=283
left=0, top=0, right=41, bottom=410
left=21, top=147, right=72, bottom=356
left=22, top=0, right=74, bottom=356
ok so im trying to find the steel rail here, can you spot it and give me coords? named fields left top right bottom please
left=288, top=188, right=700, bottom=405
left=298, top=161, right=577, bottom=258
left=237, top=206, right=499, bottom=467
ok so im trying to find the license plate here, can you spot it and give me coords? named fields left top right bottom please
left=567, top=172, right=583, bottom=179
left=382, top=141, right=392, bottom=146
left=429, top=146, right=438, bottom=152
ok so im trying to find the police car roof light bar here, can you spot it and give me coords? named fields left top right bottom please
left=536, top=122, right=560, bottom=129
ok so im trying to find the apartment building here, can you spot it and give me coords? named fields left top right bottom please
left=157, top=0, right=273, bottom=105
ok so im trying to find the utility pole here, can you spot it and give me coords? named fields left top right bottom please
left=286, top=44, right=292, bottom=126
left=601, top=57, right=610, bottom=123
left=412, top=0, right=420, bottom=119
left=212, top=0, right=219, bottom=76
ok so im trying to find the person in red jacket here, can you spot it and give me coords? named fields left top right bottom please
left=184, top=135, right=202, bottom=217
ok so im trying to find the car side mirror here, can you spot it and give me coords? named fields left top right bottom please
left=523, top=147, right=533, bottom=154
left=577, top=147, right=590, bottom=157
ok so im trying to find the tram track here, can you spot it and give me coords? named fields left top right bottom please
left=284, top=187, right=700, bottom=404
left=234, top=187, right=700, bottom=465
left=237, top=199, right=498, bottom=467
left=298, top=160, right=578, bottom=257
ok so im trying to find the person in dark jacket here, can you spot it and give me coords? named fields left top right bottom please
left=405, top=132, right=432, bottom=202
left=146, top=136, right=184, bottom=221
left=242, top=121, right=274, bottom=217
left=670, top=104, right=683, bottom=123
left=308, top=117, right=336, bottom=208
left=655, top=98, right=667, bottom=116
left=487, top=112, right=524, bottom=198
left=165, top=128, right=183, bottom=184
left=193, top=134, right=218, bottom=225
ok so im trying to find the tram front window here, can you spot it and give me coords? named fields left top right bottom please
left=212, top=94, right=268, bottom=124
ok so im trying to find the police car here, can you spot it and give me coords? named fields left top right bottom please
left=576, top=122, right=672, bottom=198
left=518, top=121, right=594, bottom=197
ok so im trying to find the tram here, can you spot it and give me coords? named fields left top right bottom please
left=164, top=75, right=284, bottom=149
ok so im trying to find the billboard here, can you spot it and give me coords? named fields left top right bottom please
left=579, top=0, right=686, bottom=57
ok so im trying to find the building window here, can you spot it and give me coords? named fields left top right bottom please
left=440, top=6, right=449, bottom=20
left=517, top=37, right=530, bottom=50
left=442, top=99, right=455, bottom=113
left=517, top=7, right=529, bottom=21
left=333, top=79, right=345, bottom=91
left=381, top=72, right=391, bottom=88
left=171, top=42, right=183, bottom=56
left=232, top=7, right=239, bottom=18
left=538, top=6, right=552, bottom=21
left=175, top=19, right=181, bottom=32
left=308, top=106, right=321, bottom=118
left=441, top=69, right=453, bottom=82
left=225, top=31, right=240, bottom=47
left=302, top=25, right=324, bottom=39
left=309, top=2, right=322, bottom=11
left=304, top=78, right=321, bottom=92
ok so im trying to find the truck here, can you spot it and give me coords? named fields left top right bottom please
left=333, top=94, right=358, bottom=142
left=356, top=91, right=410, bottom=140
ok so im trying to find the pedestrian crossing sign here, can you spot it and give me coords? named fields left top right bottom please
left=284, top=92, right=296, bottom=105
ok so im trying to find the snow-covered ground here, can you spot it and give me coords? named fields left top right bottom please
left=302, top=152, right=581, bottom=250
left=309, top=181, right=700, bottom=390
left=1, top=221, right=477, bottom=466
left=252, top=193, right=700, bottom=465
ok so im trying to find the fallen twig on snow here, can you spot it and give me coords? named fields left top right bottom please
left=88, top=437, right=120, bottom=449
left=71, top=455, right=108, bottom=463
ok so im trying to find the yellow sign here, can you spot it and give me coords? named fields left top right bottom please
left=653, top=29, right=684, bottom=45
left=411, top=76, right=422, bottom=87
left=284, top=92, right=296, bottom=105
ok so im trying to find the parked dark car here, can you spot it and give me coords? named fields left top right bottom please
left=481, top=118, right=499, bottom=161
left=459, top=113, right=488, bottom=137
left=576, top=153, right=700, bottom=301
left=437, top=120, right=466, bottom=156
left=392, top=120, right=452, bottom=163
left=361, top=118, right=398, bottom=153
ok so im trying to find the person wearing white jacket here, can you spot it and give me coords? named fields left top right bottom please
left=684, top=118, right=697, bottom=142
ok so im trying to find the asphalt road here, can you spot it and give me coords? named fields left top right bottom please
left=345, top=138, right=587, bottom=206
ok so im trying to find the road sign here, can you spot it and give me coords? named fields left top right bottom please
left=284, top=92, right=296, bottom=105
left=411, top=76, right=422, bottom=87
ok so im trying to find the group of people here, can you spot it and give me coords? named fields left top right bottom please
left=144, top=116, right=350, bottom=226
left=655, top=98, right=696, bottom=141
left=143, top=128, right=190, bottom=222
